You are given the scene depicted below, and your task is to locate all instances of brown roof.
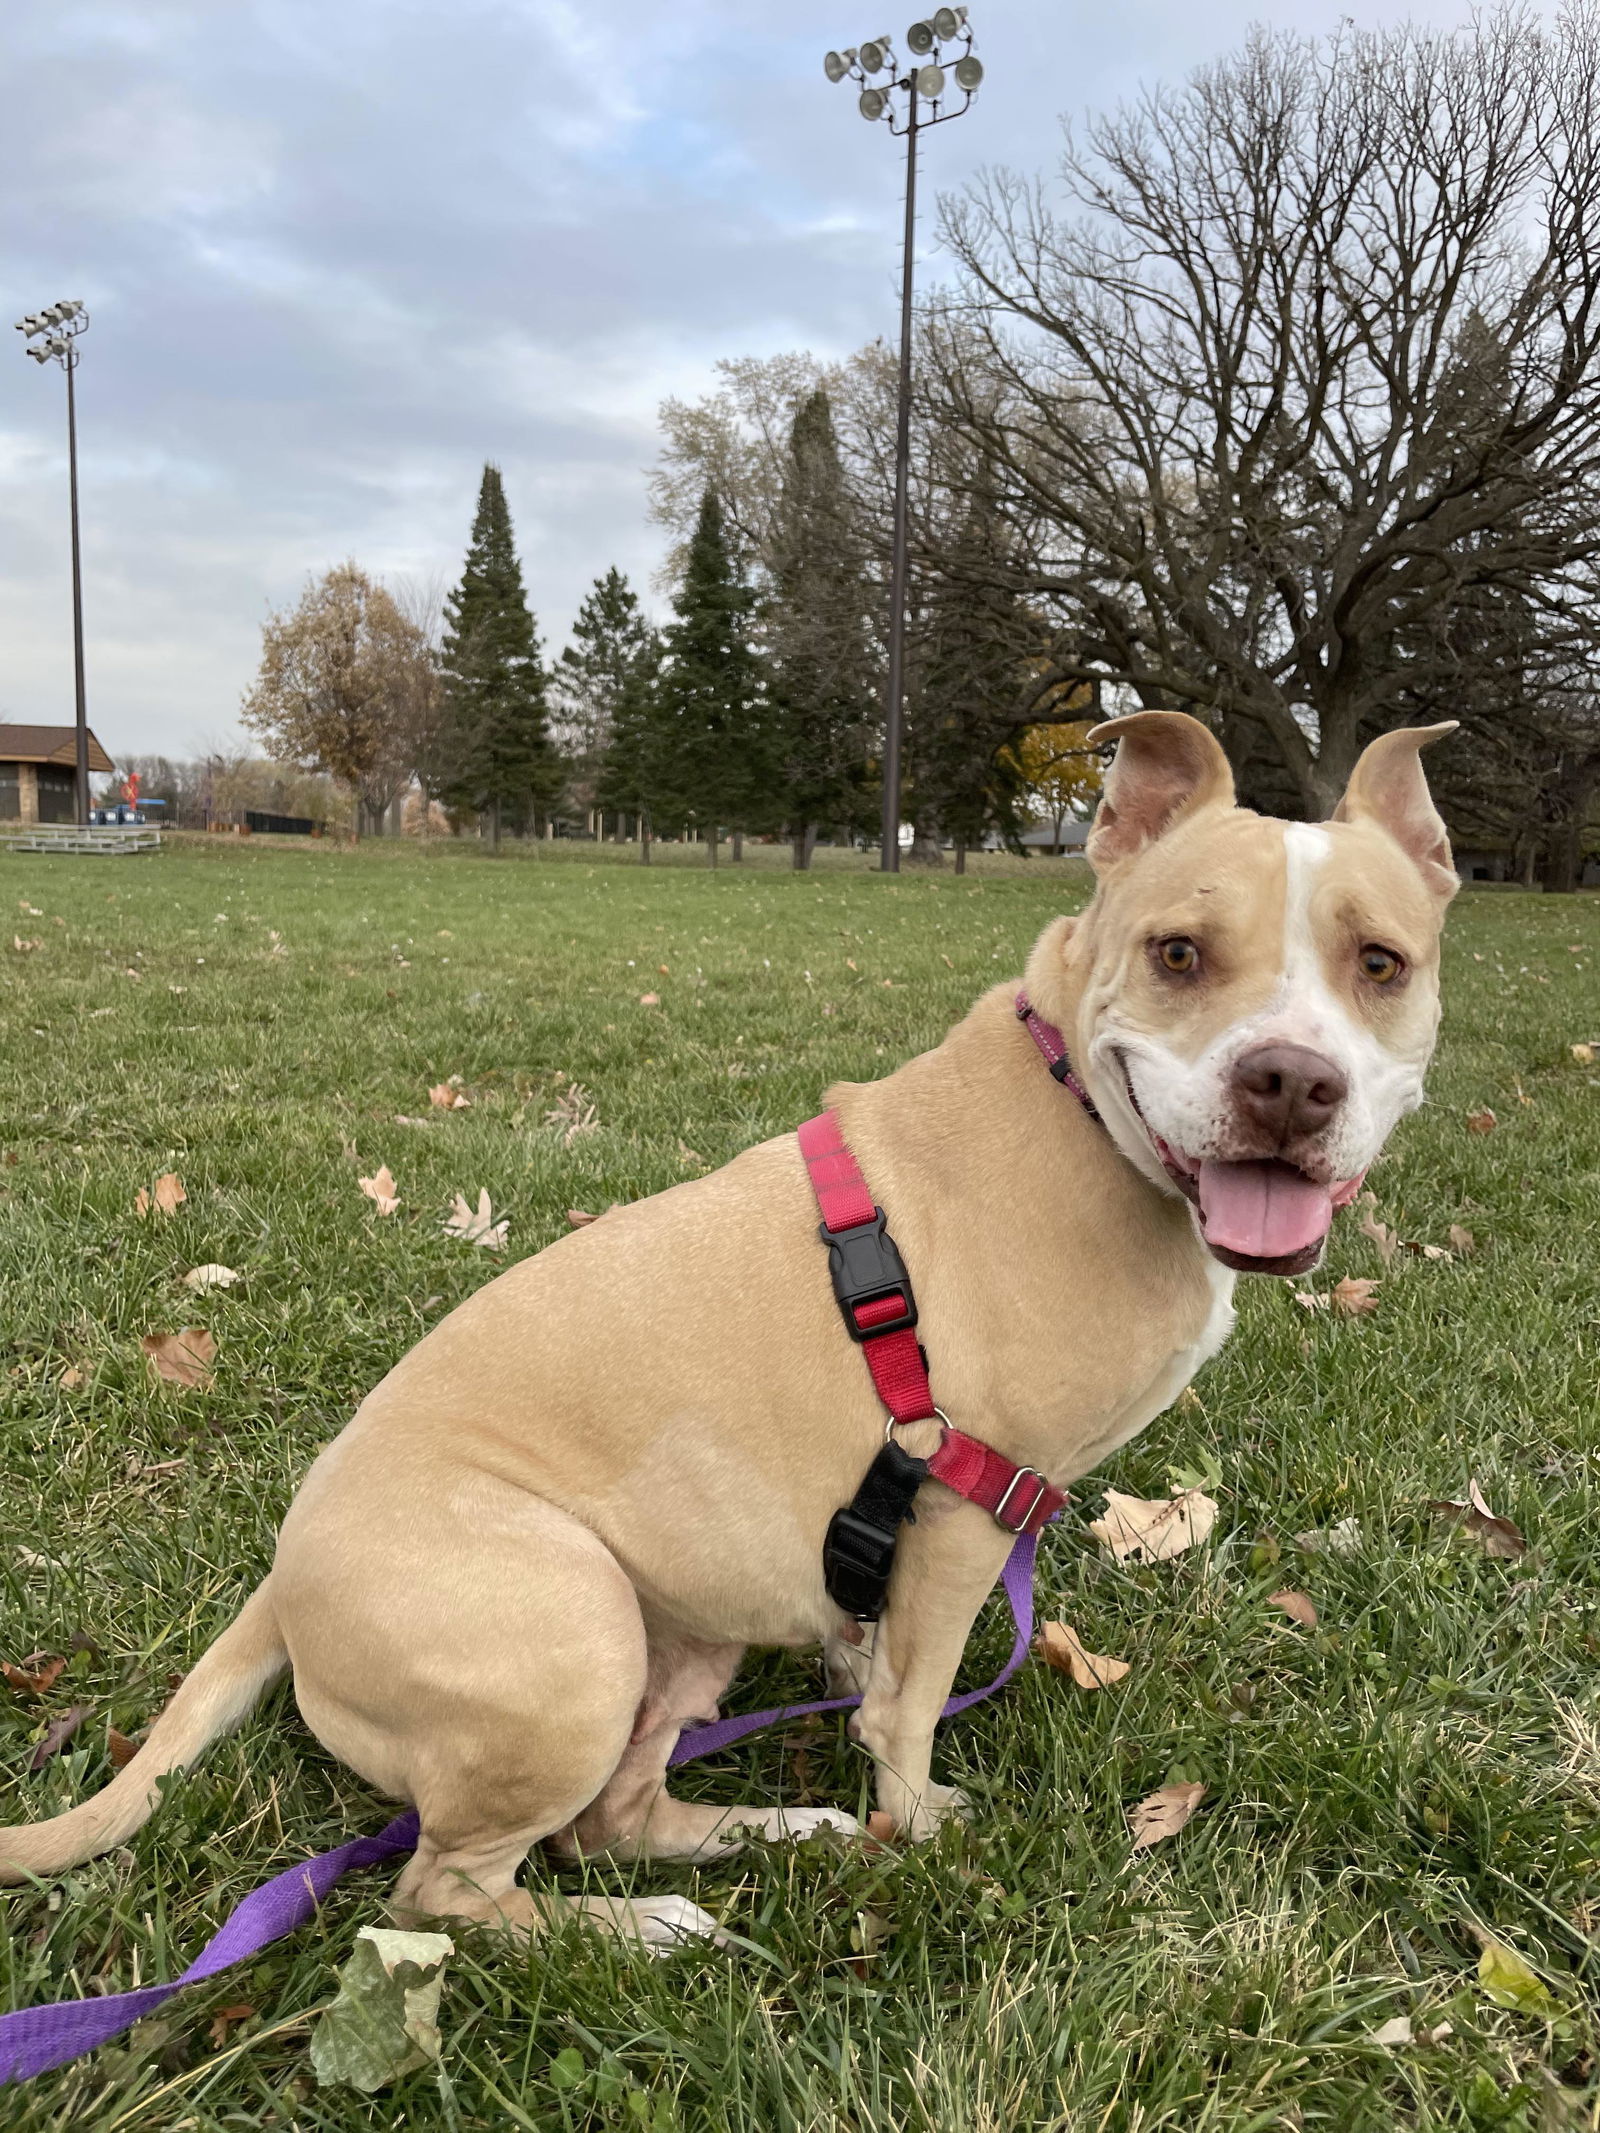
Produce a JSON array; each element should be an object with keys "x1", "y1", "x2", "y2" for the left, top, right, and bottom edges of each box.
[{"x1": 0, "y1": 724, "x2": 114, "y2": 772}]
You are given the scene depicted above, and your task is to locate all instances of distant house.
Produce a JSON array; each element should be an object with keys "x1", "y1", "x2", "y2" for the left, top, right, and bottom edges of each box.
[{"x1": 0, "y1": 724, "x2": 114, "y2": 824}]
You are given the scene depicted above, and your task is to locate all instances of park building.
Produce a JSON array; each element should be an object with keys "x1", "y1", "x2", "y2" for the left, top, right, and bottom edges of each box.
[{"x1": 0, "y1": 723, "x2": 113, "y2": 823}]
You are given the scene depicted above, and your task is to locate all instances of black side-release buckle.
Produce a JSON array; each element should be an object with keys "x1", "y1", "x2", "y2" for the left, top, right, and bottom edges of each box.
[
  {"x1": 819, "y1": 1209, "x2": 918, "y2": 1343},
  {"x1": 823, "y1": 1440, "x2": 929, "y2": 1620}
]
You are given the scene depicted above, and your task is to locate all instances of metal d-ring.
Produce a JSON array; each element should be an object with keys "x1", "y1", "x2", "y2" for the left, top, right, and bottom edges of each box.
[{"x1": 886, "y1": 1404, "x2": 950, "y2": 1442}]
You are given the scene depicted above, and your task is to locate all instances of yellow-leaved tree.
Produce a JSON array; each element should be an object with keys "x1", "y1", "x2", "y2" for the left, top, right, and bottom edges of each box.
[{"x1": 1005, "y1": 718, "x2": 1103, "y2": 854}]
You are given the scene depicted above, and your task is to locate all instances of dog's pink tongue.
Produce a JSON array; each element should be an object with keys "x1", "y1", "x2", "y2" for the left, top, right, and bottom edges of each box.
[{"x1": 1197, "y1": 1159, "x2": 1334, "y2": 1260}]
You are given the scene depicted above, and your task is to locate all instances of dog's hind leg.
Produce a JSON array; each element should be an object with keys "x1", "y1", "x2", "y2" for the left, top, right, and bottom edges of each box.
[
  {"x1": 278, "y1": 1476, "x2": 723, "y2": 1949},
  {"x1": 548, "y1": 1627, "x2": 862, "y2": 1863}
]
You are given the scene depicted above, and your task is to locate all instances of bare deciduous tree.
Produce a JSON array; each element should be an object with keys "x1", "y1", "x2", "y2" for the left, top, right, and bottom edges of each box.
[{"x1": 934, "y1": 5, "x2": 1600, "y2": 817}]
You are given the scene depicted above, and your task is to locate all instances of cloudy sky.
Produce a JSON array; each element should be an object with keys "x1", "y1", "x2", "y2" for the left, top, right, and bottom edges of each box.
[{"x1": 2, "y1": 0, "x2": 1475, "y2": 762}]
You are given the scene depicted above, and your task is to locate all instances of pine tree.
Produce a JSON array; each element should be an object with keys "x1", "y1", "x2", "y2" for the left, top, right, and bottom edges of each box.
[
  {"x1": 910, "y1": 476, "x2": 1032, "y2": 870},
  {"x1": 653, "y1": 488, "x2": 767, "y2": 866},
  {"x1": 438, "y1": 465, "x2": 558, "y2": 845},
  {"x1": 595, "y1": 624, "x2": 665, "y2": 862},
  {"x1": 767, "y1": 390, "x2": 878, "y2": 869},
  {"x1": 557, "y1": 568, "x2": 657, "y2": 834}
]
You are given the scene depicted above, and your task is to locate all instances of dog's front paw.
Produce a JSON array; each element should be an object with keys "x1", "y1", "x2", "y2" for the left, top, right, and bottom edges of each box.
[
  {"x1": 758, "y1": 1806, "x2": 865, "y2": 1843},
  {"x1": 633, "y1": 1895, "x2": 731, "y2": 1954},
  {"x1": 902, "y1": 1783, "x2": 970, "y2": 1842}
]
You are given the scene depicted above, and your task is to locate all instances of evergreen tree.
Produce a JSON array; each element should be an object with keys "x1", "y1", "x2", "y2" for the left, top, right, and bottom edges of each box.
[
  {"x1": 596, "y1": 625, "x2": 665, "y2": 862},
  {"x1": 438, "y1": 464, "x2": 558, "y2": 844},
  {"x1": 653, "y1": 488, "x2": 766, "y2": 866},
  {"x1": 909, "y1": 475, "x2": 1032, "y2": 870},
  {"x1": 557, "y1": 568, "x2": 657, "y2": 831},
  {"x1": 768, "y1": 390, "x2": 878, "y2": 868}
]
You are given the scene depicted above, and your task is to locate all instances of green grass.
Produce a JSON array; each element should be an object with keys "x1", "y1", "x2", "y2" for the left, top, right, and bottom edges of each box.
[{"x1": 2, "y1": 835, "x2": 1599, "y2": 2132}]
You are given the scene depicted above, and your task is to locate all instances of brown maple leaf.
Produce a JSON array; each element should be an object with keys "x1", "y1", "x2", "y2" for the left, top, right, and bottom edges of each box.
[
  {"x1": 1331, "y1": 1276, "x2": 1380, "y2": 1317},
  {"x1": 1128, "y1": 1781, "x2": 1206, "y2": 1850},
  {"x1": 1034, "y1": 1621, "x2": 1131, "y2": 1688},
  {"x1": 142, "y1": 1327, "x2": 216, "y2": 1390}
]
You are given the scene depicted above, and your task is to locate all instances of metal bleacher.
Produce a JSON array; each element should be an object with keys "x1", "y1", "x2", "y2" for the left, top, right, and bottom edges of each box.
[{"x1": 0, "y1": 823, "x2": 162, "y2": 856}]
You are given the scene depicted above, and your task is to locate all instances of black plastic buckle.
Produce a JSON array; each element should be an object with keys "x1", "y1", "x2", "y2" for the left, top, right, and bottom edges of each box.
[
  {"x1": 822, "y1": 1441, "x2": 930, "y2": 1621},
  {"x1": 818, "y1": 1209, "x2": 918, "y2": 1343},
  {"x1": 822, "y1": 1507, "x2": 903, "y2": 1620}
]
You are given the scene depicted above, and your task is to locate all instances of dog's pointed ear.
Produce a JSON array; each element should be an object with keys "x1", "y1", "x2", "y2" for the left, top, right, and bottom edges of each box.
[
  {"x1": 1332, "y1": 723, "x2": 1459, "y2": 902},
  {"x1": 1086, "y1": 712, "x2": 1235, "y2": 872}
]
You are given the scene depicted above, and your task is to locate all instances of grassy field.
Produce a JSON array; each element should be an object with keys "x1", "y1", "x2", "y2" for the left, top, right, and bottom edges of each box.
[{"x1": 2, "y1": 835, "x2": 1599, "y2": 2132}]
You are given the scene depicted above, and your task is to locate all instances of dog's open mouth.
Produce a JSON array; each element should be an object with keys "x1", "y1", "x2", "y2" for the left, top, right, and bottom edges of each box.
[{"x1": 1124, "y1": 1074, "x2": 1359, "y2": 1275}]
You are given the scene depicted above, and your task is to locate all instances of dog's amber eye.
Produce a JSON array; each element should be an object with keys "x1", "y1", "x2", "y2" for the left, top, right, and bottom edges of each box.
[
  {"x1": 1156, "y1": 937, "x2": 1199, "y2": 975},
  {"x1": 1360, "y1": 945, "x2": 1404, "y2": 984}
]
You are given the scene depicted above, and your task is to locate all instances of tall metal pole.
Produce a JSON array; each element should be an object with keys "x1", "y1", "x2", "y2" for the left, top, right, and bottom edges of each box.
[
  {"x1": 880, "y1": 84, "x2": 919, "y2": 874},
  {"x1": 65, "y1": 348, "x2": 90, "y2": 826}
]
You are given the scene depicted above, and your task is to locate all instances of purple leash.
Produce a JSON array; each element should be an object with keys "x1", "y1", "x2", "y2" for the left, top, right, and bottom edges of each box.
[{"x1": 0, "y1": 1534, "x2": 1037, "y2": 2085}]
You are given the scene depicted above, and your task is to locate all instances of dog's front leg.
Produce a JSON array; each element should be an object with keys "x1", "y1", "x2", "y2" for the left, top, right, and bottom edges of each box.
[{"x1": 852, "y1": 1502, "x2": 1015, "y2": 1840}]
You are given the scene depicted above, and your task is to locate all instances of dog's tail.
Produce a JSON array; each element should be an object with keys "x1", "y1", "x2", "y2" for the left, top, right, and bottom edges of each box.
[{"x1": 0, "y1": 1581, "x2": 288, "y2": 1885}]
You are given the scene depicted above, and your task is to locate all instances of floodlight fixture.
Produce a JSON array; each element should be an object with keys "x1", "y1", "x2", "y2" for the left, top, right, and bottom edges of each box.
[
  {"x1": 819, "y1": 13, "x2": 984, "y2": 871},
  {"x1": 17, "y1": 294, "x2": 93, "y2": 824}
]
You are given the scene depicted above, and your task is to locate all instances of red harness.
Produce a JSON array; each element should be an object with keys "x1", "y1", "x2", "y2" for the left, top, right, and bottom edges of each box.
[{"x1": 800, "y1": 992, "x2": 1090, "y2": 1616}]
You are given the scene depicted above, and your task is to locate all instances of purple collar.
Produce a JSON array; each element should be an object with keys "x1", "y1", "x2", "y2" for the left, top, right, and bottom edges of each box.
[{"x1": 1015, "y1": 992, "x2": 1103, "y2": 1124}]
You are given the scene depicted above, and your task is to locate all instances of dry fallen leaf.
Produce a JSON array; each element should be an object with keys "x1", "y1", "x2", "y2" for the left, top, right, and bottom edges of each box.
[
  {"x1": 29, "y1": 1706, "x2": 90, "y2": 1772},
  {"x1": 358, "y1": 1166, "x2": 400, "y2": 1216},
  {"x1": 183, "y1": 1263, "x2": 241, "y2": 1293},
  {"x1": 1128, "y1": 1781, "x2": 1206, "y2": 1850},
  {"x1": 142, "y1": 1327, "x2": 217, "y2": 1390},
  {"x1": 1370, "y1": 2016, "x2": 1415, "y2": 2047},
  {"x1": 1034, "y1": 1621, "x2": 1131, "y2": 1688},
  {"x1": 1572, "y1": 1043, "x2": 1596, "y2": 1065},
  {"x1": 1331, "y1": 1276, "x2": 1380, "y2": 1317},
  {"x1": 106, "y1": 1725, "x2": 141, "y2": 1770},
  {"x1": 134, "y1": 1171, "x2": 186, "y2": 1219},
  {"x1": 1356, "y1": 1193, "x2": 1399, "y2": 1267},
  {"x1": 566, "y1": 1207, "x2": 616, "y2": 1228},
  {"x1": 639, "y1": 992, "x2": 660, "y2": 1007},
  {"x1": 1427, "y1": 1478, "x2": 1526, "y2": 1559},
  {"x1": 1090, "y1": 1488, "x2": 1218, "y2": 1563},
  {"x1": 1296, "y1": 1516, "x2": 1363, "y2": 1556},
  {"x1": 1466, "y1": 1107, "x2": 1498, "y2": 1134},
  {"x1": 545, "y1": 1084, "x2": 599, "y2": 1144},
  {"x1": 1447, "y1": 1224, "x2": 1476, "y2": 1255},
  {"x1": 206, "y1": 2001, "x2": 257, "y2": 2050},
  {"x1": 428, "y1": 1081, "x2": 470, "y2": 1110},
  {"x1": 1268, "y1": 1589, "x2": 1319, "y2": 1628},
  {"x1": 441, "y1": 1189, "x2": 508, "y2": 1251},
  {"x1": 1293, "y1": 1289, "x2": 1328, "y2": 1311},
  {"x1": 58, "y1": 1365, "x2": 84, "y2": 1389},
  {"x1": 3, "y1": 1654, "x2": 66, "y2": 1697}
]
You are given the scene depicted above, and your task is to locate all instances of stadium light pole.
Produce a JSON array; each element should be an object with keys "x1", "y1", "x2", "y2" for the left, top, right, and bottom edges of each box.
[
  {"x1": 824, "y1": 12, "x2": 983, "y2": 872},
  {"x1": 14, "y1": 301, "x2": 92, "y2": 825}
]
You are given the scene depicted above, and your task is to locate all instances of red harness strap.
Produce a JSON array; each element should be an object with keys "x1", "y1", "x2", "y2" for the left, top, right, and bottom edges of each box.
[{"x1": 797, "y1": 1109, "x2": 1065, "y2": 1537}]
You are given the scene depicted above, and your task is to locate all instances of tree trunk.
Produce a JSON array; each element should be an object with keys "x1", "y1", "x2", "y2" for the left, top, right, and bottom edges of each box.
[
  {"x1": 791, "y1": 823, "x2": 817, "y2": 870},
  {"x1": 954, "y1": 837, "x2": 968, "y2": 875},
  {"x1": 907, "y1": 807, "x2": 943, "y2": 865},
  {"x1": 709, "y1": 824, "x2": 719, "y2": 869},
  {"x1": 641, "y1": 814, "x2": 652, "y2": 865},
  {"x1": 732, "y1": 830, "x2": 744, "y2": 863},
  {"x1": 1541, "y1": 811, "x2": 1586, "y2": 893},
  {"x1": 491, "y1": 800, "x2": 501, "y2": 852}
]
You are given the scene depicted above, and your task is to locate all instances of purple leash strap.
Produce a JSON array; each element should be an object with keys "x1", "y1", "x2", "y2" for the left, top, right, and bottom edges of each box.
[
  {"x1": 670, "y1": 1530, "x2": 1038, "y2": 1763},
  {"x1": 1, "y1": 1536, "x2": 1038, "y2": 2084},
  {"x1": 0, "y1": 1812, "x2": 420, "y2": 2085}
]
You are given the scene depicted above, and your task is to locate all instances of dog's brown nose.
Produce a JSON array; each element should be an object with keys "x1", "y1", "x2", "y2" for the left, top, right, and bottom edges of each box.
[{"x1": 1231, "y1": 1044, "x2": 1348, "y2": 1143}]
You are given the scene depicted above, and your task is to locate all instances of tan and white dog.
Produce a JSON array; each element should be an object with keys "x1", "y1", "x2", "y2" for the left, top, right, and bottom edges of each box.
[{"x1": 0, "y1": 713, "x2": 1458, "y2": 1948}]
